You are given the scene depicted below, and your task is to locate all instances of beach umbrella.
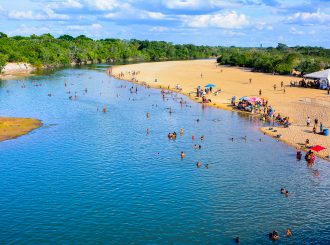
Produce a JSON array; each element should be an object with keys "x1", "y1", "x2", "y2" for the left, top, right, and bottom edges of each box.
[
  {"x1": 249, "y1": 97, "x2": 262, "y2": 103},
  {"x1": 311, "y1": 145, "x2": 326, "y2": 152},
  {"x1": 239, "y1": 96, "x2": 249, "y2": 101},
  {"x1": 205, "y1": 84, "x2": 216, "y2": 88}
]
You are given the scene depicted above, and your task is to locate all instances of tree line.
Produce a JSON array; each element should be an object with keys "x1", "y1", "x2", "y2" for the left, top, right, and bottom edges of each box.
[
  {"x1": 216, "y1": 43, "x2": 330, "y2": 75},
  {"x1": 0, "y1": 32, "x2": 219, "y2": 72},
  {"x1": 0, "y1": 32, "x2": 329, "y2": 75}
]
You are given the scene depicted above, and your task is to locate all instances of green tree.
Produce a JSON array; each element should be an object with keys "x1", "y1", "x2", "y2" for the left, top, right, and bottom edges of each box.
[{"x1": 0, "y1": 54, "x2": 8, "y2": 73}]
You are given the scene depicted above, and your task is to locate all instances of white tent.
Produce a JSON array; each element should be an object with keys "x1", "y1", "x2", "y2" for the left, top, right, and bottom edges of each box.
[{"x1": 304, "y1": 69, "x2": 330, "y2": 89}]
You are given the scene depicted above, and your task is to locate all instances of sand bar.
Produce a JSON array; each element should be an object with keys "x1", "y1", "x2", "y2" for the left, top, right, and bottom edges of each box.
[
  {"x1": 0, "y1": 117, "x2": 42, "y2": 142},
  {"x1": 112, "y1": 59, "x2": 330, "y2": 160}
]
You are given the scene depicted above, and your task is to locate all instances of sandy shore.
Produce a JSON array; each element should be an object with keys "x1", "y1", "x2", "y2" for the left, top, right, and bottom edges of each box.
[
  {"x1": 0, "y1": 117, "x2": 42, "y2": 142},
  {"x1": 111, "y1": 59, "x2": 330, "y2": 160},
  {"x1": 0, "y1": 63, "x2": 35, "y2": 79}
]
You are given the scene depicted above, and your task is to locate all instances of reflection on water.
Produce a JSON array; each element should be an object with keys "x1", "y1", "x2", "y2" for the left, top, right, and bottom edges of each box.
[{"x1": 0, "y1": 67, "x2": 330, "y2": 244}]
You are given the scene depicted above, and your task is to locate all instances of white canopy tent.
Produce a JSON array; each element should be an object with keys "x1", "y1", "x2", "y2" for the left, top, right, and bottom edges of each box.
[{"x1": 304, "y1": 69, "x2": 330, "y2": 89}]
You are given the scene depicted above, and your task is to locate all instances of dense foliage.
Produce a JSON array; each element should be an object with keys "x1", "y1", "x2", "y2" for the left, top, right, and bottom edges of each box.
[
  {"x1": 0, "y1": 32, "x2": 219, "y2": 71},
  {"x1": 216, "y1": 43, "x2": 330, "y2": 75},
  {"x1": 0, "y1": 32, "x2": 329, "y2": 75}
]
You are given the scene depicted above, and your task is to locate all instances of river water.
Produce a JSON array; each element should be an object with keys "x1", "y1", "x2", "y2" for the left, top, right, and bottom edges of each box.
[{"x1": 0, "y1": 65, "x2": 329, "y2": 244}]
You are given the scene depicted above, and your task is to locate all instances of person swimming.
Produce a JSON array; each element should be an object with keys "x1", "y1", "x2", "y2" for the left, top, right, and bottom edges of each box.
[
  {"x1": 269, "y1": 230, "x2": 280, "y2": 241},
  {"x1": 285, "y1": 190, "x2": 289, "y2": 197},
  {"x1": 181, "y1": 151, "x2": 186, "y2": 159},
  {"x1": 280, "y1": 188, "x2": 286, "y2": 194},
  {"x1": 286, "y1": 228, "x2": 292, "y2": 237},
  {"x1": 296, "y1": 151, "x2": 302, "y2": 160},
  {"x1": 103, "y1": 106, "x2": 107, "y2": 113},
  {"x1": 234, "y1": 237, "x2": 240, "y2": 244},
  {"x1": 196, "y1": 162, "x2": 202, "y2": 168},
  {"x1": 201, "y1": 135, "x2": 205, "y2": 140},
  {"x1": 205, "y1": 163, "x2": 209, "y2": 169}
]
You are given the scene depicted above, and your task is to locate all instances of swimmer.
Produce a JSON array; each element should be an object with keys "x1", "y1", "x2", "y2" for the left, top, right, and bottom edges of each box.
[
  {"x1": 280, "y1": 187, "x2": 286, "y2": 194},
  {"x1": 198, "y1": 145, "x2": 202, "y2": 149},
  {"x1": 296, "y1": 150, "x2": 302, "y2": 160},
  {"x1": 192, "y1": 136, "x2": 195, "y2": 140},
  {"x1": 286, "y1": 228, "x2": 292, "y2": 237},
  {"x1": 146, "y1": 128, "x2": 150, "y2": 134},
  {"x1": 234, "y1": 237, "x2": 240, "y2": 244},
  {"x1": 313, "y1": 170, "x2": 320, "y2": 177},
  {"x1": 103, "y1": 106, "x2": 107, "y2": 113},
  {"x1": 269, "y1": 230, "x2": 280, "y2": 241},
  {"x1": 180, "y1": 128, "x2": 184, "y2": 135},
  {"x1": 285, "y1": 190, "x2": 289, "y2": 197},
  {"x1": 205, "y1": 163, "x2": 209, "y2": 169},
  {"x1": 196, "y1": 162, "x2": 202, "y2": 168},
  {"x1": 196, "y1": 119, "x2": 200, "y2": 122},
  {"x1": 146, "y1": 112, "x2": 150, "y2": 118},
  {"x1": 181, "y1": 151, "x2": 186, "y2": 159},
  {"x1": 201, "y1": 135, "x2": 205, "y2": 140}
]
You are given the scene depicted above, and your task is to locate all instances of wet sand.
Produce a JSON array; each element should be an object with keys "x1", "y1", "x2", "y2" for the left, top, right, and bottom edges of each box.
[
  {"x1": 0, "y1": 117, "x2": 42, "y2": 142},
  {"x1": 111, "y1": 59, "x2": 330, "y2": 160}
]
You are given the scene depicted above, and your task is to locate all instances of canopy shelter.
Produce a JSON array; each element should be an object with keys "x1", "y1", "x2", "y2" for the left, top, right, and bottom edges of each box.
[
  {"x1": 205, "y1": 84, "x2": 216, "y2": 88},
  {"x1": 239, "y1": 96, "x2": 249, "y2": 101},
  {"x1": 311, "y1": 145, "x2": 326, "y2": 152},
  {"x1": 304, "y1": 69, "x2": 330, "y2": 89}
]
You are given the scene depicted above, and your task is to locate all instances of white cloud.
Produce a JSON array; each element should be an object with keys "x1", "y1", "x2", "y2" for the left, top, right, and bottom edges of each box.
[
  {"x1": 149, "y1": 26, "x2": 170, "y2": 32},
  {"x1": 85, "y1": 0, "x2": 128, "y2": 11},
  {"x1": 67, "y1": 23, "x2": 103, "y2": 30},
  {"x1": 164, "y1": 0, "x2": 204, "y2": 9},
  {"x1": 163, "y1": 0, "x2": 240, "y2": 10},
  {"x1": 183, "y1": 11, "x2": 250, "y2": 29},
  {"x1": 104, "y1": 9, "x2": 172, "y2": 21},
  {"x1": 8, "y1": 8, "x2": 69, "y2": 20},
  {"x1": 288, "y1": 10, "x2": 330, "y2": 24},
  {"x1": 50, "y1": 0, "x2": 83, "y2": 9},
  {"x1": 9, "y1": 24, "x2": 50, "y2": 35},
  {"x1": 290, "y1": 27, "x2": 304, "y2": 35}
]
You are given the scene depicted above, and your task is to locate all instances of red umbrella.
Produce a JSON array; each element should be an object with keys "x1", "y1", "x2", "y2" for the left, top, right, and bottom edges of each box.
[{"x1": 311, "y1": 145, "x2": 326, "y2": 152}]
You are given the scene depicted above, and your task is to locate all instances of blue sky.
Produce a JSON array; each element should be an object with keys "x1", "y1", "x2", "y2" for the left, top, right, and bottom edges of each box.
[{"x1": 0, "y1": 0, "x2": 329, "y2": 47}]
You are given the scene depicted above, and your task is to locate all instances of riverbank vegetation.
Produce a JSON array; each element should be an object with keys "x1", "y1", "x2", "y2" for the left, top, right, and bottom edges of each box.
[
  {"x1": 0, "y1": 32, "x2": 329, "y2": 75},
  {"x1": 0, "y1": 32, "x2": 219, "y2": 70},
  {"x1": 216, "y1": 43, "x2": 330, "y2": 75}
]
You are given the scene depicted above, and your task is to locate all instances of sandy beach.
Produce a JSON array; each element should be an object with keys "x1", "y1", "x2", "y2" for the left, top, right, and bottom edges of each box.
[
  {"x1": 0, "y1": 63, "x2": 35, "y2": 79},
  {"x1": 112, "y1": 59, "x2": 330, "y2": 160},
  {"x1": 0, "y1": 117, "x2": 42, "y2": 142}
]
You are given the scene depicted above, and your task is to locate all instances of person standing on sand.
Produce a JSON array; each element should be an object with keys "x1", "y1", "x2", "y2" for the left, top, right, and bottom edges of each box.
[
  {"x1": 320, "y1": 122, "x2": 323, "y2": 132},
  {"x1": 273, "y1": 84, "x2": 276, "y2": 90},
  {"x1": 307, "y1": 117, "x2": 311, "y2": 127},
  {"x1": 314, "y1": 118, "x2": 318, "y2": 126},
  {"x1": 259, "y1": 89, "x2": 262, "y2": 96},
  {"x1": 249, "y1": 78, "x2": 252, "y2": 84},
  {"x1": 281, "y1": 81, "x2": 284, "y2": 87}
]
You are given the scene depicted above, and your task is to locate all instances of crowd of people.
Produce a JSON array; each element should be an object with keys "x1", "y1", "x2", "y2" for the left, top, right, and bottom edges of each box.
[{"x1": 109, "y1": 68, "x2": 330, "y2": 242}]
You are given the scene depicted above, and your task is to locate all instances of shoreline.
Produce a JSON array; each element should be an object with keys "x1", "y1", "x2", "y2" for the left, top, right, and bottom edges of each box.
[
  {"x1": 0, "y1": 117, "x2": 42, "y2": 142},
  {"x1": 110, "y1": 60, "x2": 330, "y2": 162}
]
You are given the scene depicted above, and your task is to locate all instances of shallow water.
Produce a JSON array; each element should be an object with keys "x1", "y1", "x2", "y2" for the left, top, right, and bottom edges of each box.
[{"x1": 0, "y1": 66, "x2": 330, "y2": 244}]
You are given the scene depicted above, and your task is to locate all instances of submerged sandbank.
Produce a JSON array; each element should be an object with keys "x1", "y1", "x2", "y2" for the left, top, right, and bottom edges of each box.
[
  {"x1": 0, "y1": 117, "x2": 42, "y2": 142},
  {"x1": 111, "y1": 60, "x2": 330, "y2": 160}
]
